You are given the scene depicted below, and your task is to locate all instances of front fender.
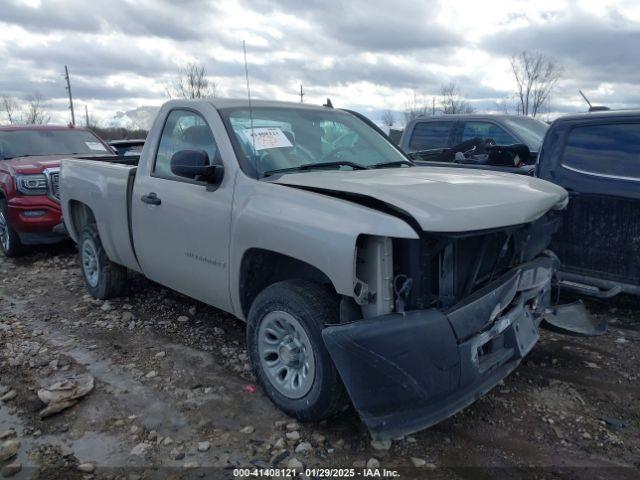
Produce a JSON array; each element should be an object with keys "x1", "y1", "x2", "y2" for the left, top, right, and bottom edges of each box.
[{"x1": 229, "y1": 177, "x2": 418, "y2": 319}]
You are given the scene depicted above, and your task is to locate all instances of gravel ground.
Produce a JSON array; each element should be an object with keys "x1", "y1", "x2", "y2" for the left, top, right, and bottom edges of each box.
[{"x1": 0, "y1": 243, "x2": 639, "y2": 479}]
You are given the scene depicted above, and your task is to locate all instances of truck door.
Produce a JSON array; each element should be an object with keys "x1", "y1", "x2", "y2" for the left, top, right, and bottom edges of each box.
[
  {"x1": 550, "y1": 121, "x2": 640, "y2": 287},
  {"x1": 131, "y1": 108, "x2": 233, "y2": 311}
]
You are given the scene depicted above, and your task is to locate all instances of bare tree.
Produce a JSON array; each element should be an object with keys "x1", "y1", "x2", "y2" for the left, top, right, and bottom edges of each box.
[
  {"x1": 23, "y1": 94, "x2": 50, "y2": 125},
  {"x1": 440, "y1": 82, "x2": 475, "y2": 114},
  {"x1": 166, "y1": 62, "x2": 217, "y2": 99},
  {"x1": 381, "y1": 109, "x2": 395, "y2": 127},
  {"x1": 403, "y1": 90, "x2": 429, "y2": 124},
  {"x1": 510, "y1": 51, "x2": 562, "y2": 117},
  {"x1": 1, "y1": 95, "x2": 21, "y2": 125}
]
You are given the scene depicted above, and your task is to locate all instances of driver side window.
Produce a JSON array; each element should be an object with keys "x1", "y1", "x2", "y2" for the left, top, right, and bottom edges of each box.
[{"x1": 155, "y1": 109, "x2": 218, "y2": 180}]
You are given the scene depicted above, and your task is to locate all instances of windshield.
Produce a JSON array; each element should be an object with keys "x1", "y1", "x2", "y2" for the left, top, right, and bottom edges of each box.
[
  {"x1": 220, "y1": 107, "x2": 409, "y2": 177},
  {"x1": 502, "y1": 117, "x2": 549, "y2": 151},
  {"x1": 0, "y1": 129, "x2": 110, "y2": 159}
]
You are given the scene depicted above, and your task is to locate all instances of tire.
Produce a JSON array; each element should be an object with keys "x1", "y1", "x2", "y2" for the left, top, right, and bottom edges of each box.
[
  {"x1": 247, "y1": 280, "x2": 349, "y2": 421},
  {"x1": 79, "y1": 224, "x2": 128, "y2": 299},
  {"x1": 0, "y1": 198, "x2": 23, "y2": 258}
]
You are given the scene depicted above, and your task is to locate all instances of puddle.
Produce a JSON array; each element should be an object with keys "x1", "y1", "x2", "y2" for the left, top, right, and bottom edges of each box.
[{"x1": 0, "y1": 400, "x2": 36, "y2": 479}]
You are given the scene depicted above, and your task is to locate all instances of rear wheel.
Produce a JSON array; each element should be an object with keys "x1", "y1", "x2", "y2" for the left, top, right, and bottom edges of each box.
[
  {"x1": 247, "y1": 280, "x2": 349, "y2": 421},
  {"x1": 79, "y1": 224, "x2": 128, "y2": 299},
  {"x1": 0, "y1": 198, "x2": 22, "y2": 258}
]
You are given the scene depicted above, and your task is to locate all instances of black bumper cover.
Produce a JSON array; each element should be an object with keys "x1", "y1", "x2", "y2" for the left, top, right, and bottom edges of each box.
[{"x1": 322, "y1": 257, "x2": 555, "y2": 440}]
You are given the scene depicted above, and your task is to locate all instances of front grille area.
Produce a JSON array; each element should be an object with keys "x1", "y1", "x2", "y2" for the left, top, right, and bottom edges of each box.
[
  {"x1": 43, "y1": 168, "x2": 61, "y2": 202},
  {"x1": 393, "y1": 211, "x2": 562, "y2": 310},
  {"x1": 49, "y1": 171, "x2": 60, "y2": 200}
]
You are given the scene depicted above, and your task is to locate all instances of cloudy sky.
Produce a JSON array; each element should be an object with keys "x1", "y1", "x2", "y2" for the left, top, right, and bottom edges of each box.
[{"x1": 1, "y1": 0, "x2": 639, "y2": 127}]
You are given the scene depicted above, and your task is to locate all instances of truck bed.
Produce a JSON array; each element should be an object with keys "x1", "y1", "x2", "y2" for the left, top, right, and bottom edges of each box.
[{"x1": 60, "y1": 158, "x2": 141, "y2": 272}]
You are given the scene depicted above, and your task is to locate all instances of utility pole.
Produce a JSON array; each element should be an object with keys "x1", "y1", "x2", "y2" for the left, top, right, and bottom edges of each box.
[
  {"x1": 64, "y1": 65, "x2": 75, "y2": 125},
  {"x1": 85, "y1": 105, "x2": 89, "y2": 127},
  {"x1": 299, "y1": 84, "x2": 304, "y2": 103}
]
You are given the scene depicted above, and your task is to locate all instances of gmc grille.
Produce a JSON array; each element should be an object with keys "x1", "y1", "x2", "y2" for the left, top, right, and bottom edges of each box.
[{"x1": 44, "y1": 168, "x2": 61, "y2": 203}]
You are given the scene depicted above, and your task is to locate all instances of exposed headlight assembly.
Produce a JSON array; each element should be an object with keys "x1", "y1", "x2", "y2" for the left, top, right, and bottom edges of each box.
[{"x1": 16, "y1": 174, "x2": 48, "y2": 195}]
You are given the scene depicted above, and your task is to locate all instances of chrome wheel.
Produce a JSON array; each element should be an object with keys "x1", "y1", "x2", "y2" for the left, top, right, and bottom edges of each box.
[
  {"x1": 258, "y1": 310, "x2": 316, "y2": 399},
  {"x1": 0, "y1": 210, "x2": 9, "y2": 252},
  {"x1": 81, "y1": 239, "x2": 100, "y2": 287}
]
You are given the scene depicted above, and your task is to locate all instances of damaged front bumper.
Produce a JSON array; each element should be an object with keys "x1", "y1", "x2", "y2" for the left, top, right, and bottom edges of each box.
[{"x1": 322, "y1": 256, "x2": 562, "y2": 440}]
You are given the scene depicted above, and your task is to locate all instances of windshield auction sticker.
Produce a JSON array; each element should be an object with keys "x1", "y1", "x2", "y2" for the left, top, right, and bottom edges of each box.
[
  {"x1": 85, "y1": 141, "x2": 108, "y2": 151},
  {"x1": 244, "y1": 127, "x2": 293, "y2": 150}
]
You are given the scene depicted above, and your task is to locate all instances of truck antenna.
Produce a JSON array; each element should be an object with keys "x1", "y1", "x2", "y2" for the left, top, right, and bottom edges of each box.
[
  {"x1": 243, "y1": 41, "x2": 256, "y2": 153},
  {"x1": 579, "y1": 89, "x2": 610, "y2": 112},
  {"x1": 579, "y1": 90, "x2": 592, "y2": 109}
]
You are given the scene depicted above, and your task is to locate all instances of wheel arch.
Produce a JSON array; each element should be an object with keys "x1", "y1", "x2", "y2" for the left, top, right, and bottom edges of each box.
[
  {"x1": 238, "y1": 248, "x2": 336, "y2": 319},
  {"x1": 66, "y1": 200, "x2": 96, "y2": 242}
]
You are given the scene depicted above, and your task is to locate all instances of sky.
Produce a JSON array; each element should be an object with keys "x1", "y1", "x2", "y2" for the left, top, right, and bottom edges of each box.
[{"x1": 1, "y1": 0, "x2": 639, "y2": 127}]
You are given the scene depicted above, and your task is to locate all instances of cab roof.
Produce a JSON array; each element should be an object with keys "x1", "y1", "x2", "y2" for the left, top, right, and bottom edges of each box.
[
  {"x1": 163, "y1": 98, "x2": 332, "y2": 111},
  {"x1": 552, "y1": 109, "x2": 640, "y2": 123}
]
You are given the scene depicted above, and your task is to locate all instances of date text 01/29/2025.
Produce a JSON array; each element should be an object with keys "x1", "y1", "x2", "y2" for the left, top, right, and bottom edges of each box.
[{"x1": 233, "y1": 468, "x2": 401, "y2": 477}]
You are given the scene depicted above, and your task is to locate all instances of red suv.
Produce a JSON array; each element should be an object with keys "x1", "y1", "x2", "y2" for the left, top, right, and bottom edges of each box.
[{"x1": 0, "y1": 125, "x2": 113, "y2": 257}]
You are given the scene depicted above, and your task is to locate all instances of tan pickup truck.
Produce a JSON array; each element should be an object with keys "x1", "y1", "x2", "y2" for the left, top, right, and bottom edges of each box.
[{"x1": 60, "y1": 98, "x2": 596, "y2": 439}]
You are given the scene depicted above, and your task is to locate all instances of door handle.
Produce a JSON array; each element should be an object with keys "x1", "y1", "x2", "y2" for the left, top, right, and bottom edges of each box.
[{"x1": 141, "y1": 192, "x2": 161, "y2": 205}]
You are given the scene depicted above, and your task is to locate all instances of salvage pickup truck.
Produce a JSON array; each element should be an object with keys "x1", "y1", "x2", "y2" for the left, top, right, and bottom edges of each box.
[{"x1": 60, "y1": 99, "x2": 587, "y2": 439}]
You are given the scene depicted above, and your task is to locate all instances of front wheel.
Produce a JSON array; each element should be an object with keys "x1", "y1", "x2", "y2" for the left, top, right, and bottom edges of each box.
[
  {"x1": 247, "y1": 280, "x2": 349, "y2": 421},
  {"x1": 79, "y1": 224, "x2": 128, "y2": 299},
  {"x1": 0, "y1": 198, "x2": 23, "y2": 258}
]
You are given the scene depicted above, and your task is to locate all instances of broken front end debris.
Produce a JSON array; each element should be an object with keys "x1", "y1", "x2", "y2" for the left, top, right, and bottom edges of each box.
[{"x1": 323, "y1": 214, "x2": 602, "y2": 440}]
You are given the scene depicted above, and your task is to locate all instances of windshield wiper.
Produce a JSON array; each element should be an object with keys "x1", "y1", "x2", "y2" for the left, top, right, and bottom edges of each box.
[
  {"x1": 370, "y1": 160, "x2": 414, "y2": 169},
  {"x1": 263, "y1": 161, "x2": 369, "y2": 177}
]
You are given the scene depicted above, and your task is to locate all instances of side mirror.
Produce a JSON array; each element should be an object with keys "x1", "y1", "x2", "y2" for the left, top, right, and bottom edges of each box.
[{"x1": 170, "y1": 150, "x2": 223, "y2": 184}]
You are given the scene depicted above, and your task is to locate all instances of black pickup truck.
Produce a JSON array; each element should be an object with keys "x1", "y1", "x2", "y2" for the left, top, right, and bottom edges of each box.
[
  {"x1": 537, "y1": 110, "x2": 640, "y2": 298},
  {"x1": 399, "y1": 111, "x2": 640, "y2": 298},
  {"x1": 399, "y1": 114, "x2": 548, "y2": 175}
]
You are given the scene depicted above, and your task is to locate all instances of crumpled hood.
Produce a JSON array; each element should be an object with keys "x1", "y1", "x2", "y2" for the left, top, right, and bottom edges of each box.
[{"x1": 270, "y1": 166, "x2": 568, "y2": 232}]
